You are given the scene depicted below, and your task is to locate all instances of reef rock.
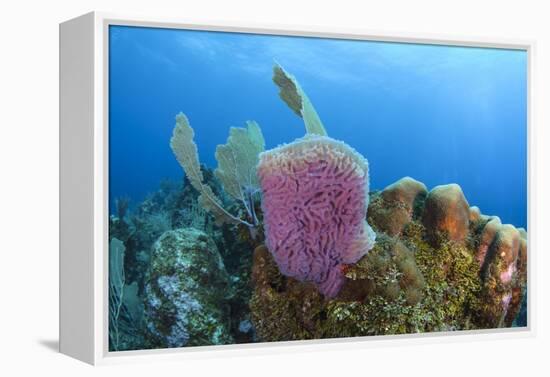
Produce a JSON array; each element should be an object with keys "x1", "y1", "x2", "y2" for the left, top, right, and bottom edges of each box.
[
  {"x1": 250, "y1": 244, "x2": 330, "y2": 341},
  {"x1": 257, "y1": 134, "x2": 376, "y2": 298},
  {"x1": 250, "y1": 177, "x2": 528, "y2": 341},
  {"x1": 144, "y1": 228, "x2": 233, "y2": 348},
  {"x1": 369, "y1": 177, "x2": 427, "y2": 236},
  {"x1": 422, "y1": 184, "x2": 470, "y2": 244}
]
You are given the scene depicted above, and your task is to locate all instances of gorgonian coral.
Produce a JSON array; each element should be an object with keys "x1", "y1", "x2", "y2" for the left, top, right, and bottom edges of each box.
[
  {"x1": 272, "y1": 64, "x2": 327, "y2": 136},
  {"x1": 214, "y1": 120, "x2": 265, "y2": 227},
  {"x1": 170, "y1": 113, "x2": 264, "y2": 229}
]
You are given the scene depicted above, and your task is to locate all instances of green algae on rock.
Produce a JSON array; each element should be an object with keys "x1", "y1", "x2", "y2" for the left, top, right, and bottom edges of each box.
[{"x1": 144, "y1": 228, "x2": 233, "y2": 348}]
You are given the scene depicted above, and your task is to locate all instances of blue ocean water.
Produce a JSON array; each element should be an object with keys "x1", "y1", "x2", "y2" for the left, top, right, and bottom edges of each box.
[{"x1": 108, "y1": 25, "x2": 527, "y2": 228}]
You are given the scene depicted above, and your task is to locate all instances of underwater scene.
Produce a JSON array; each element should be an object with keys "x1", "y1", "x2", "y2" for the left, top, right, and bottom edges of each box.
[{"x1": 108, "y1": 25, "x2": 528, "y2": 351}]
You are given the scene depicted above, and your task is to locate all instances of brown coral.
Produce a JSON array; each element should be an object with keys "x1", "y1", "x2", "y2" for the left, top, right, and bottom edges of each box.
[
  {"x1": 422, "y1": 184, "x2": 470, "y2": 244},
  {"x1": 368, "y1": 177, "x2": 427, "y2": 236},
  {"x1": 476, "y1": 216, "x2": 502, "y2": 266}
]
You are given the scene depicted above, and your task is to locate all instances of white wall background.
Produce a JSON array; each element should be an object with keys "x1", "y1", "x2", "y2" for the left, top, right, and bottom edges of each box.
[{"x1": 0, "y1": 0, "x2": 548, "y2": 375}]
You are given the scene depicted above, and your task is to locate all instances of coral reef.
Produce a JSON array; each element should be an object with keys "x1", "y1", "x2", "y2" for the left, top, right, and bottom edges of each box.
[
  {"x1": 109, "y1": 175, "x2": 527, "y2": 349},
  {"x1": 257, "y1": 134, "x2": 376, "y2": 297},
  {"x1": 109, "y1": 165, "x2": 259, "y2": 350},
  {"x1": 250, "y1": 177, "x2": 528, "y2": 341},
  {"x1": 143, "y1": 228, "x2": 233, "y2": 348},
  {"x1": 109, "y1": 176, "x2": 214, "y2": 295},
  {"x1": 109, "y1": 63, "x2": 527, "y2": 350},
  {"x1": 368, "y1": 177, "x2": 427, "y2": 236}
]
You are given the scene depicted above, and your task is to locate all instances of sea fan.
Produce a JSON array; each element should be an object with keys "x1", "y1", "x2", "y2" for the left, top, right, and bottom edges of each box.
[
  {"x1": 215, "y1": 120, "x2": 265, "y2": 226},
  {"x1": 272, "y1": 63, "x2": 327, "y2": 136},
  {"x1": 170, "y1": 113, "x2": 264, "y2": 229}
]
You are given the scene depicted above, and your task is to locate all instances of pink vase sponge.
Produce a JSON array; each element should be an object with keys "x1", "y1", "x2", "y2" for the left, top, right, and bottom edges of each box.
[{"x1": 257, "y1": 135, "x2": 376, "y2": 297}]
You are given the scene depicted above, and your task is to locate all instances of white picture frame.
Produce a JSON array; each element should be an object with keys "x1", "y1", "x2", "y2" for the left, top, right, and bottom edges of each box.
[{"x1": 59, "y1": 11, "x2": 535, "y2": 365}]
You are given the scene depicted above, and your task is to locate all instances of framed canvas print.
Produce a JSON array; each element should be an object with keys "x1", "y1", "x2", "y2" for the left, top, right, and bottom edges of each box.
[{"x1": 59, "y1": 12, "x2": 533, "y2": 365}]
